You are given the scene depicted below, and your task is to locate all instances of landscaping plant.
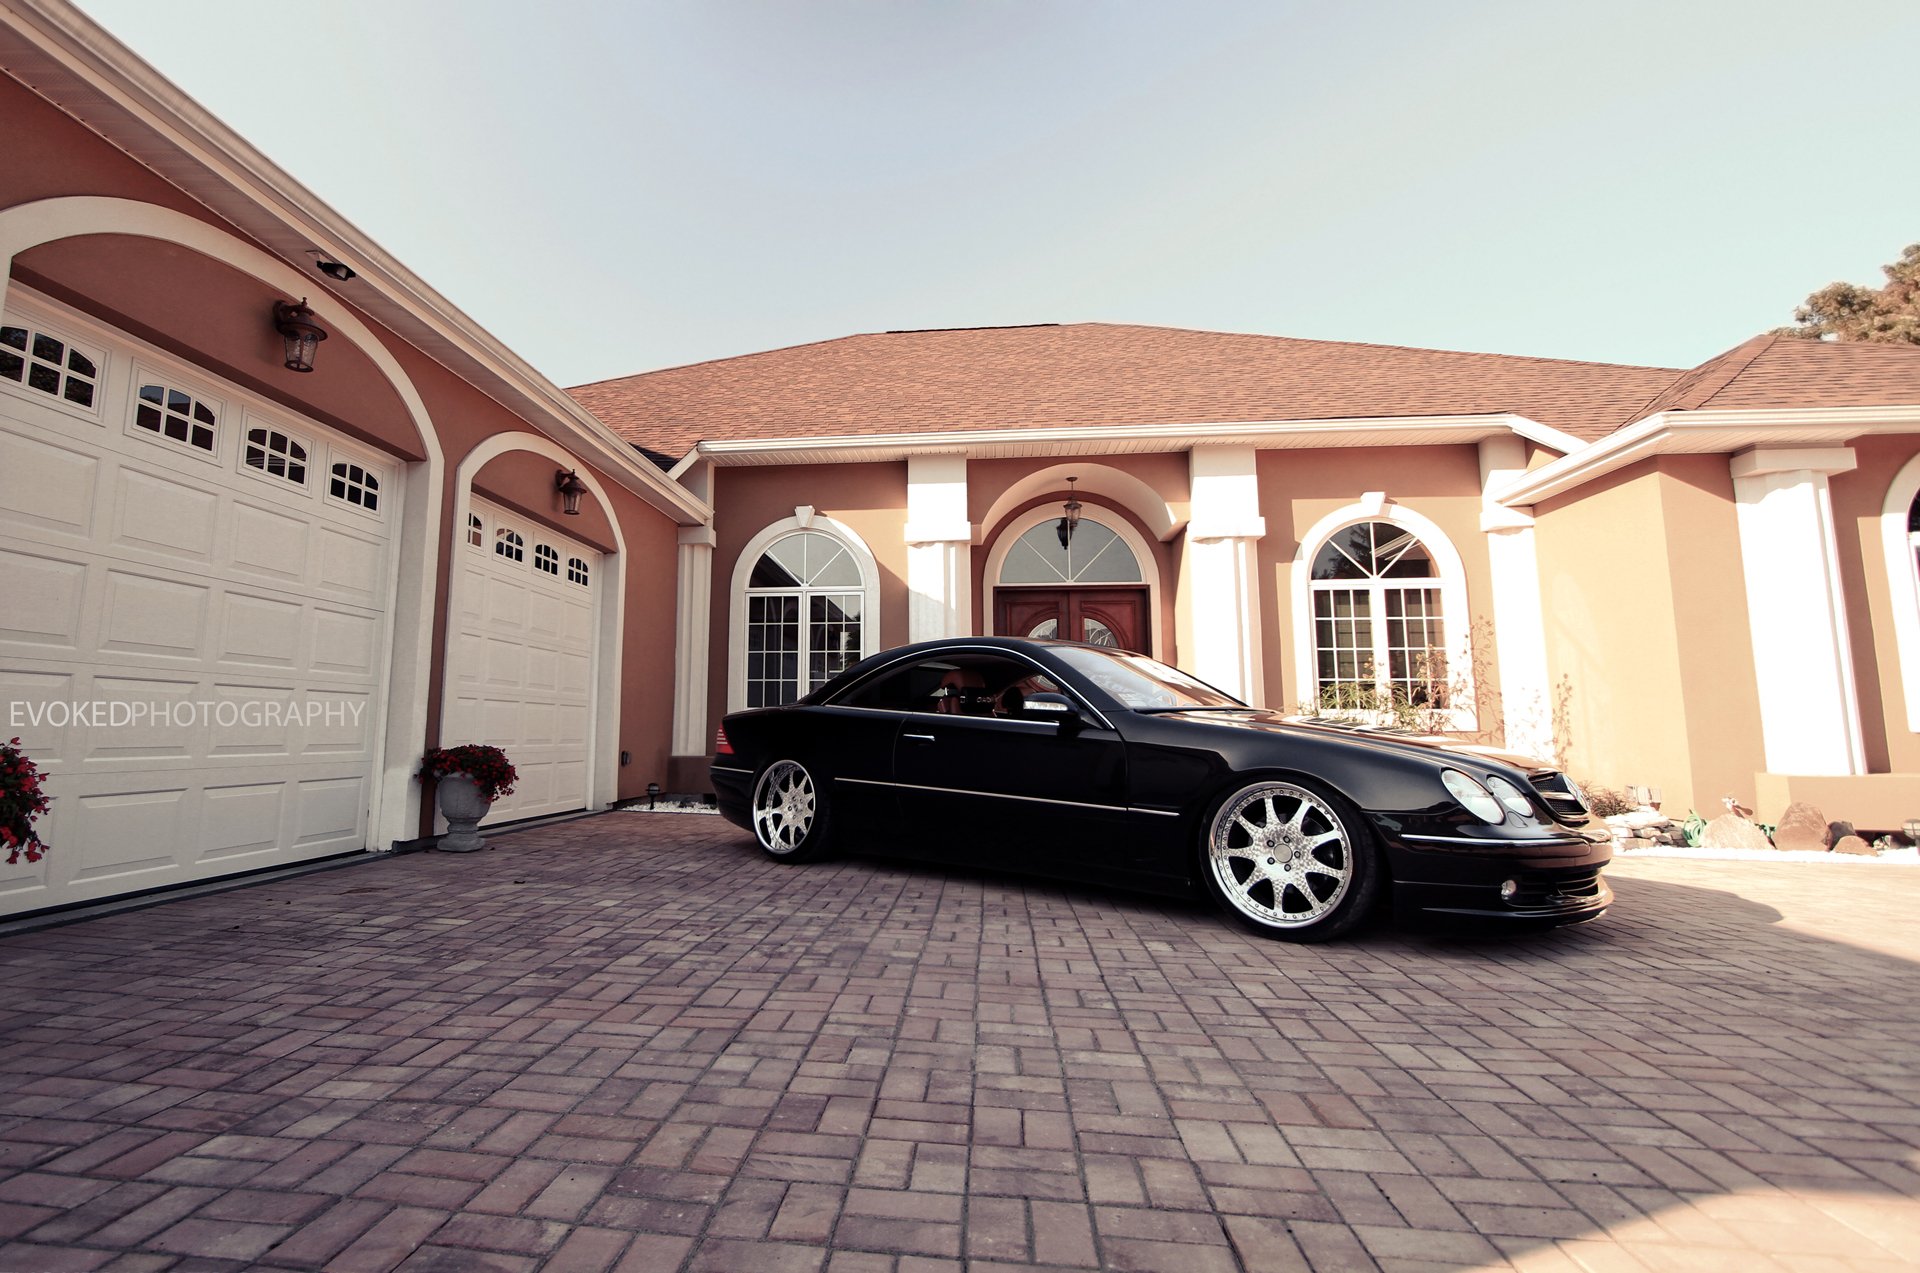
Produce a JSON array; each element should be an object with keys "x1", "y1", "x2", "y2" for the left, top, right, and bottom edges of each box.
[
  {"x1": 417, "y1": 744, "x2": 518, "y2": 802},
  {"x1": 1, "y1": 737, "x2": 51, "y2": 864}
]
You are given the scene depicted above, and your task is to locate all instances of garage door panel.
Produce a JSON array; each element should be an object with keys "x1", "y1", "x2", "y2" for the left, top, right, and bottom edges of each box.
[
  {"x1": 69, "y1": 786, "x2": 190, "y2": 881},
  {"x1": 485, "y1": 637, "x2": 526, "y2": 688},
  {"x1": 100, "y1": 570, "x2": 208, "y2": 660},
  {"x1": 525, "y1": 646, "x2": 558, "y2": 693},
  {"x1": 82, "y1": 675, "x2": 198, "y2": 761},
  {"x1": 521, "y1": 701, "x2": 557, "y2": 746},
  {"x1": 220, "y1": 594, "x2": 303, "y2": 668},
  {"x1": 229, "y1": 501, "x2": 312, "y2": 585},
  {"x1": 114, "y1": 468, "x2": 221, "y2": 565},
  {"x1": 485, "y1": 575, "x2": 528, "y2": 629},
  {"x1": 293, "y1": 776, "x2": 367, "y2": 849},
  {"x1": 199, "y1": 781, "x2": 287, "y2": 861},
  {"x1": 310, "y1": 609, "x2": 381, "y2": 679},
  {"x1": 481, "y1": 696, "x2": 522, "y2": 743},
  {"x1": 303, "y1": 689, "x2": 374, "y2": 755},
  {"x1": 557, "y1": 703, "x2": 590, "y2": 746},
  {"x1": 0, "y1": 429, "x2": 97, "y2": 539},
  {"x1": 0, "y1": 548, "x2": 88, "y2": 652},
  {"x1": 206, "y1": 683, "x2": 298, "y2": 759},
  {"x1": 528, "y1": 606, "x2": 561, "y2": 640},
  {"x1": 315, "y1": 527, "x2": 384, "y2": 604},
  {"x1": 559, "y1": 651, "x2": 591, "y2": 695},
  {"x1": 561, "y1": 603, "x2": 592, "y2": 646}
]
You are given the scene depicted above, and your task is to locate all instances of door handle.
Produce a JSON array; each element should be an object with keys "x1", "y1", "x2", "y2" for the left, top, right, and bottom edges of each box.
[{"x1": 903, "y1": 733, "x2": 935, "y2": 743}]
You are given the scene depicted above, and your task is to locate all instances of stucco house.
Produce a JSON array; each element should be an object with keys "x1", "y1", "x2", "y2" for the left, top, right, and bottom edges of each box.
[
  {"x1": 570, "y1": 326, "x2": 1920, "y2": 832},
  {"x1": 4, "y1": 0, "x2": 1920, "y2": 920}
]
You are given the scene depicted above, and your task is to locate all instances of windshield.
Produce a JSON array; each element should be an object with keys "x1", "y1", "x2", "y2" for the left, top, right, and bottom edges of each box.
[{"x1": 1052, "y1": 646, "x2": 1243, "y2": 710}]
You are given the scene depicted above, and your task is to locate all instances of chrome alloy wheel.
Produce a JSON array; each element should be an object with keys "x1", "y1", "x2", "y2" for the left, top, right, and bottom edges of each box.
[
  {"x1": 752, "y1": 760, "x2": 816, "y2": 855},
  {"x1": 1207, "y1": 781, "x2": 1353, "y2": 928}
]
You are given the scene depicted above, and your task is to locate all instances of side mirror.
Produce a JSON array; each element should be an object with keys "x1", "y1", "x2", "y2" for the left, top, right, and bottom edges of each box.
[{"x1": 1019, "y1": 692, "x2": 1082, "y2": 727}]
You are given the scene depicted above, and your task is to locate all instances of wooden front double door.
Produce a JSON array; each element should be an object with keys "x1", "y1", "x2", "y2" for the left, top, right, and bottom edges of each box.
[{"x1": 993, "y1": 587, "x2": 1150, "y2": 653}]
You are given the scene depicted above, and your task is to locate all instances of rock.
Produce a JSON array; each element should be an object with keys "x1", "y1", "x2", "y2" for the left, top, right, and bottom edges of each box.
[
  {"x1": 1834, "y1": 834, "x2": 1876, "y2": 856},
  {"x1": 1699, "y1": 813, "x2": 1773, "y2": 850},
  {"x1": 1828, "y1": 821, "x2": 1856, "y2": 847},
  {"x1": 1772, "y1": 802, "x2": 1830, "y2": 852}
]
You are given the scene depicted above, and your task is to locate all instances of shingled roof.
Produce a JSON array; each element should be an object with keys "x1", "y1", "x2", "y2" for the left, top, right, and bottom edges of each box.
[
  {"x1": 568, "y1": 323, "x2": 1684, "y2": 461},
  {"x1": 1630, "y1": 333, "x2": 1920, "y2": 419}
]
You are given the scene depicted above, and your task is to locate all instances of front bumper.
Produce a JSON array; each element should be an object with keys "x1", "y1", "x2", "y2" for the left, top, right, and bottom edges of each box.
[{"x1": 1380, "y1": 823, "x2": 1614, "y2": 926}]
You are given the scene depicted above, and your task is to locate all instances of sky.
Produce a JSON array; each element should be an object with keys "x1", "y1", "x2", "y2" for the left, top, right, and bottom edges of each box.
[{"x1": 75, "y1": 0, "x2": 1920, "y2": 388}]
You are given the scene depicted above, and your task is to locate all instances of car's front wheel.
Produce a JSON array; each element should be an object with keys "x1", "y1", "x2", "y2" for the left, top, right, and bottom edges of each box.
[
  {"x1": 1201, "y1": 778, "x2": 1379, "y2": 941},
  {"x1": 751, "y1": 758, "x2": 833, "y2": 862}
]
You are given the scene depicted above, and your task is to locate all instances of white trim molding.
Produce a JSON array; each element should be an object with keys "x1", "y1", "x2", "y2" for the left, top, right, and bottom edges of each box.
[
  {"x1": 728, "y1": 513, "x2": 882, "y2": 714},
  {"x1": 448, "y1": 432, "x2": 627, "y2": 813},
  {"x1": 0, "y1": 196, "x2": 442, "y2": 852},
  {"x1": 905, "y1": 454, "x2": 974, "y2": 642},
  {"x1": 1291, "y1": 500, "x2": 1477, "y2": 729},
  {"x1": 977, "y1": 461, "x2": 1182, "y2": 544},
  {"x1": 672, "y1": 525, "x2": 716, "y2": 756},
  {"x1": 1880, "y1": 452, "x2": 1920, "y2": 734},
  {"x1": 1731, "y1": 445, "x2": 1864, "y2": 775}
]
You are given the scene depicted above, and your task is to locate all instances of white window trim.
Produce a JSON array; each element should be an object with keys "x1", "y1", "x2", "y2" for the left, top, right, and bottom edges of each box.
[
  {"x1": 1291, "y1": 502, "x2": 1477, "y2": 730},
  {"x1": 1881, "y1": 452, "x2": 1920, "y2": 733},
  {"x1": 983, "y1": 503, "x2": 1163, "y2": 653},
  {"x1": 729, "y1": 512, "x2": 881, "y2": 713}
]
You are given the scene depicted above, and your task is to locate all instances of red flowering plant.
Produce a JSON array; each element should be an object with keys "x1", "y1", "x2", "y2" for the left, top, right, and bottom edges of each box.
[
  {"x1": 417, "y1": 744, "x2": 517, "y2": 803},
  {"x1": 2, "y1": 737, "x2": 52, "y2": 865}
]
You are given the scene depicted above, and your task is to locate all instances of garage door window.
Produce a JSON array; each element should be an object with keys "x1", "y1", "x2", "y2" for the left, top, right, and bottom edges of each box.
[
  {"x1": 494, "y1": 527, "x2": 523, "y2": 561},
  {"x1": 244, "y1": 427, "x2": 309, "y2": 485},
  {"x1": 467, "y1": 513, "x2": 484, "y2": 547},
  {"x1": 534, "y1": 543, "x2": 560, "y2": 576},
  {"x1": 134, "y1": 382, "x2": 217, "y2": 453},
  {"x1": 567, "y1": 556, "x2": 589, "y2": 586},
  {"x1": 328, "y1": 461, "x2": 380, "y2": 511},
  {"x1": 2, "y1": 324, "x2": 100, "y2": 412}
]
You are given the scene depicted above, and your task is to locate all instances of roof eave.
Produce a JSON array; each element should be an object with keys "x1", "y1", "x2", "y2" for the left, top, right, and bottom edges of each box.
[
  {"x1": 665, "y1": 413, "x2": 1584, "y2": 470},
  {"x1": 4, "y1": 0, "x2": 709, "y2": 525},
  {"x1": 1496, "y1": 405, "x2": 1920, "y2": 507}
]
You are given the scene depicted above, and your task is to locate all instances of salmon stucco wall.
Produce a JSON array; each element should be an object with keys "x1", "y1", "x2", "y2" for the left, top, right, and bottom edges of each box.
[
  {"x1": 704, "y1": 463, "x2": 910, "y2": 742},
  {"x1": 1533, "y1": 457, "x2": 1763, "y2": 814},
  {"x1": 1254, "y1": 446, "x2": 1502, "y2": 731}
]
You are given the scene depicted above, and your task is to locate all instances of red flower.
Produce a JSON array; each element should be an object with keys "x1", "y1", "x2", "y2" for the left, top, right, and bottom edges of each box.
[
  {"x1": 0, "y1": 739, "x2": 51, "y2": 864},
  {"x1": 417, "y1": 744, "x2": 518, "y2": 803}
]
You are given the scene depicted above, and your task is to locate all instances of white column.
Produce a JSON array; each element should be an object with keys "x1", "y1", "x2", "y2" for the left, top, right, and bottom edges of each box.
[
  {"x1": 1731, "y1": 446, "x2": 1864, "y2": 775},
  {"x1": 671, "y1": 524, "x2": 715, "y2": 756},
  {"x1": 1479, "y1": 436, "x2": 1552, "y2": 758},
  {"x1": 1186, "y1": 447, "x2": 1266, "y2": 704},
  {"x1": 905, "y1": 454, "x2": 973, "y2": 641}
]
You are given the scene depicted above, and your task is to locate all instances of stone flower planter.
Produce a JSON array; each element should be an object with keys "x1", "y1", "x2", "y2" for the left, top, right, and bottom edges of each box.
[{"x1": 436, "y1": 772, "x2": 492, "y2": 852}]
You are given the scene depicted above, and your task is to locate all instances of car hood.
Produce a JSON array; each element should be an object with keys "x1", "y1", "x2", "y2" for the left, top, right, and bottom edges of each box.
[{"x1": 1149, "y1": 709, "x2": 1553, "y2": 772}]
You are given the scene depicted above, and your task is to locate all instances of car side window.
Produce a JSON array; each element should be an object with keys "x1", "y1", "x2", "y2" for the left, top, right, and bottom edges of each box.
[{"x1": 837, "y1": 653, "x2": 1063, "y2": 718}]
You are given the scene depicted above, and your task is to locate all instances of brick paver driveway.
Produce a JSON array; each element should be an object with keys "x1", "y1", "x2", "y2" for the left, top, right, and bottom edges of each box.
[{"x1": 2, "y1": 814, "x2": 1917, "y2": 1272}]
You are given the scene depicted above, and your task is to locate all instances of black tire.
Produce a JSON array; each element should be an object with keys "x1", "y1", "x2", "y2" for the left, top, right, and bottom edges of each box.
[
  {"x1": 1198, "y1": 776, "x2": 1381, "y2": 942},
  {"x1": 749, "y1": 758, "x2": 834, "y2": 862}
]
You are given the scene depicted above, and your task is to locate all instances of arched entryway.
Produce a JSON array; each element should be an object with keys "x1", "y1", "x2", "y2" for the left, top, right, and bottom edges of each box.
[{"x1": 985, "y1": 505, "x2": 1157, "y2": 652}]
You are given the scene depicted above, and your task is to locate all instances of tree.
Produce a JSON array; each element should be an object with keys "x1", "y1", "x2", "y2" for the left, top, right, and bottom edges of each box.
[{"x1": 1778, "y1": 243, "x2": 1920, "y2": 345}]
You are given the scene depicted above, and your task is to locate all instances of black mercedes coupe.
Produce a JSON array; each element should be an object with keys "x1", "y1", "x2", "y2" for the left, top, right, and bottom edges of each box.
[{"x1": 712, "y1": 638, "x2": 1611, "y2": 941}]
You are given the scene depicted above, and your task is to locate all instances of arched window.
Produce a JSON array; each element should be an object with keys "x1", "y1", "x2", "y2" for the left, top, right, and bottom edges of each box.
[
  {"x1": 494, "y1": 528, "x2": 523, "y2": 562},
  {"x1": 742, "y1": 528, "x2": 867, "y2": 708},
  {"x1": 533, "y1": 543, "x2": 560, "y2": 576},
  {"x1": 1307, "y1": 520, "x2": 1449, "y2": 712},
  {"x1": 467, "y1": 513, "x2": 484, "y2": 547},
  {"x1": 1882, "y1": 459, "x2": 1920, "y2": 732},
  {"x1": 999, "y1": 516, "x2": 1143, "y2": 586}
]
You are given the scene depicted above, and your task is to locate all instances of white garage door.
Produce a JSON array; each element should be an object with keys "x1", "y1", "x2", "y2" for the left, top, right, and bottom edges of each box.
[
  {"x1": 444, "y1": 498, "x2": 597, "y2": 824},
  {"x1": 0, "y1": 295, "x2": 396, "y2": 917}
]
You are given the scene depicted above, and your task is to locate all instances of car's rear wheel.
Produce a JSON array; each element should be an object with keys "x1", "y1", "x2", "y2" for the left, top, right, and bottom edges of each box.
[
  {"x1": 1201, "y1": 778, "x2": 1379, "y2": 941},
  {"x1": 751, "y1": 759, "x2": 833, "y2": 862}
]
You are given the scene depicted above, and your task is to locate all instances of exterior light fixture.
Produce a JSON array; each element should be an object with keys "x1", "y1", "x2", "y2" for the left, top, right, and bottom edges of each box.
[
  {"x1": 272, "y1": 298, "x2": 326, "y2": 373},
  {"x1": 556, "y1": 468, "x2": 588, "y2": 516},
  {"x1": 1056, "y1": 476, "x2": 1082, "y2": 550},
  {"x1": 646, "y1": 781, "x2": 662, "y2": 810},
  {"x1": 315, "y1": 259, "x2": 356, "y2": 282},
  {"x1": 1905, "y1": 817, "x2": 1920, "y2": 845}
]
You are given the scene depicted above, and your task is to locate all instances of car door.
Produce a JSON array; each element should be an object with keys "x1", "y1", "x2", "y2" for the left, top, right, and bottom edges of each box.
[{"x1": 883, "y1": 651, "x2": 1139, "y2": 878}]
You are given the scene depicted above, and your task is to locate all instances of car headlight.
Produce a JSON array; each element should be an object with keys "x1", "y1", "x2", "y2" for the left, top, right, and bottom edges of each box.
[
  {"x1": 1484, "y1": 775, "x2": 1535, "y2": 819},
  {"x1": 1442, "y1": 769, "x2": 1505, "y2": 824}
]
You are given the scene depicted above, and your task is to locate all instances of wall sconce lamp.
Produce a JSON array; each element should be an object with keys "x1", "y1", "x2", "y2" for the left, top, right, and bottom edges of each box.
[
  {"x1": 272, "y1": 298, "x2": 327, "y2": 373},
  {"x1": 556, "y1": 468, "x2": 589, "y2": 516},
  {"x1": 1905, "y1": 817, "x2": 1920, "y2": 846},
  {"x1": 1055, "y1": 476, "x2": 1082, "y2": 550}
]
